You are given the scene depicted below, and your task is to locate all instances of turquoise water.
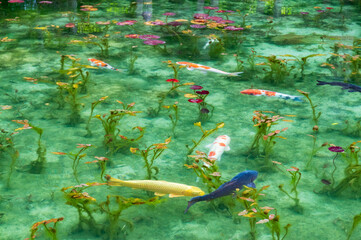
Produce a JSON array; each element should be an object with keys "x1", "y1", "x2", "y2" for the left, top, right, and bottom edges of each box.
[{"x1": 1, "y1": 0, "x2": 361, "y2": 239}]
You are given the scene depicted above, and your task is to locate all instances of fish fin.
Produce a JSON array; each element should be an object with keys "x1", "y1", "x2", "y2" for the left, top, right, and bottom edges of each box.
[
  {"x1": 228, "y1": 72, "x2": 243, "y2": 76},
  {"x1": 316, "y1": 80, "x2": 328, "y2": 85},
  {"x1": 292, "y1": 96, "x2": 303, "y2": 102},
  {"x1": 187, "y1": 67, "x2": 194, "y2": 71},
  {"x1": 154, "y1": 192, "x2": 166, "y2": 196},
  {"x1": 225, "y1": 146, "x2": 231, "y2": 151},
  {"x1": 205, "y1": 144, "x2": 212, "y2": 148},
  {"x1": 246, "y1": 182, "x2": 256, "y2": 188},
  {"x1": 184, "y1": 196, "x2": 201, "y2": 213},
  {"x1": 169, "y1": 194, "x2": 184, "y2": 198}
]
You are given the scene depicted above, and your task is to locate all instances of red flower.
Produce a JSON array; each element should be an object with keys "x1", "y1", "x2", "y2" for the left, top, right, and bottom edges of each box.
[
  {"x1": 326, "y1": 7, "x2": 333, "y2": 10},
  {"x1": 188, "y1": 99, "x2": 203, "y2": 103},
  {"x1": 166, "y1": 79, "x2": 179, "y2": 83}
]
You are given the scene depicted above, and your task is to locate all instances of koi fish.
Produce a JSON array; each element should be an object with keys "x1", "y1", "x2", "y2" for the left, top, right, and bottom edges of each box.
[
  {"x1": 241, "y1": 89, "x2": 302, "y2": 102},
  {"x1": 176, "y1": 61, "x2": 243, "y2": 76},
  {"x1": 206, "y1": 135, "x2": 231, "y2": 162},
  {"x1": 203, "y1": 38, "x2": 219, "y2": 49},
  {"x1": 88, "y1": 58, "x2": 120, "y2": 71},
  {"x1": 106, "y1": 175, "x2": 205, "y2": 198},
  {"x1": 317, "y1": 80, "x2": 361, "y2": 93},
  {"x1": 185, "y1": 170, "x2": 258, "y2": 213}
]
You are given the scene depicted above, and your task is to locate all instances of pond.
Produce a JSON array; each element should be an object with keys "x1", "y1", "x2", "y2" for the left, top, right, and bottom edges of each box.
[{"x1": 0, "y1": 0, "x2": 361, "y2": 239}]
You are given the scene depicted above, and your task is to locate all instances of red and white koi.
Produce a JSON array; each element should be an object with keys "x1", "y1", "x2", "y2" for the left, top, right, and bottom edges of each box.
[
  {"x1": 240, "y1": 89, "x2": 303, "y2": 102},
  {"x1": 176, "y1": 61, "x2": 243, "y2": 76},
  {"x1": 206, "y1": 135, "x2": 231, "y2": 163},
  {"x1": 88, "y1": 58, "x2": 120, "y2": 71}
]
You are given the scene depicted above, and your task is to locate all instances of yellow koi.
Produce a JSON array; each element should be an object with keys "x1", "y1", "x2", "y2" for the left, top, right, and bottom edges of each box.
[{"x1": 106, "y1": 175, "x2": 205, "y2": 198}]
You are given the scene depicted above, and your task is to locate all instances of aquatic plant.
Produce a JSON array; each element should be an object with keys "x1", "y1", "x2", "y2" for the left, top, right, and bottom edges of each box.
[
  {"x1": 163, "y1": 102, "x2": 179, "y2": 137},
  {"x1": 238, "y1": 185, "x2": 291, "y2": 240},
  {"x1": 185, "y1": 151, "x2": 224, "y2": 193},
  {"x1": 61, "y1": 183, "x2": 104, "y2": 233},
  {"x1": 13, "y1": 120, "x2": 46, "y2": 174},
  {"x1": 280, "y1": 54, "x2": 325, "y2": 78},
  {"x1": 85, "y1": 96, "x2": 108, "y2": 137},
  {"x1": 206, "y1": 34, "x2": 225, "y2": 59},
  {"x1": 99, "y1": 195, "x2": 163, "y2": 240},
  {"x1": 234, "y1": 53, "x2": 245, "y2": 73},
  {"x1": 28, "y1": 217, "x2": 64, "y2": 240},
  {"x1": 322, "y1": 142, "x2": 361, "y2": 197},
  {"x1": 256, "y1": 55, "x2": 296, "y2": 84},
  {"x1": 322, "y1": 44, "x2": 361, "y2": 83},
  {"x1": 53, "y1": 144, "x2": 93, "y2": 183},
  {"x1": 163, "y1": 60, "x2": 185, "y2": 79},
  {"x1": 185, "y1": 122, "x2": 224, "y2": 162},
  {"x1": 346, "y1": 212, "x2": 361, "y2": 240},
  {"x1": 247, "y1": 48, "x2": 257, "y2": 71},
  {"x1": 248, "y1": 111, "x2": 288, "y2": 166},
  {"x1": 297, "y1": 90, "x2": 322, "y2": 167},
  {"x1": 273, "y1": 161, "x2": 303, "y2": 213},
  {"x1": 130, "y1": 137, "x2": 171, "y2": 180},
  {"x1": 128, "y1": 45, "x2": 138, "y2": 74},
  {"x1": 1, "y1": 129, "x2": 19, "y2": 188},
  {"x1": 185, "y1": 85, "x2": 214, "y2": 123},
  {"x1": 91, "y1": 100, "x2": 143, "y2": 153},
  {"x1": 85, "y1": 156, "x2": 109, "y2": 182},
  {"x1": 148, "y1": 79, "x2": 193, "y2": 117}
]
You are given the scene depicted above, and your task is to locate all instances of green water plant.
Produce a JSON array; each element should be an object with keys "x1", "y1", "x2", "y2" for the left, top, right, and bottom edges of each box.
[
  {"x1": 247, "y1": 111, "x2": 288, "y2": 166},
  {"x1": 99, "y1": 194, "x2": 163, "y2": 240},
  {"x1": 346, "y1": 212, "x2": 361, "y2": 240},
  {"x1": 163, "y1": 102, "x2": 179, "y2": 137},
  {"x1": 237, "y1": 185, "x2": 291, "y2": 240},
  {"x1": 323, "y1": 143, "x2": 361, "y2": 197},
  {"x1": 53, "y1": 144, "x2": 94, "y2": 183},
  {"x1": 85, "y1": 156, "x2": 109, "y2": 182},
  {"x1": 280, "y1": 54, "x2": 325, "y2": 78},
  {"x1": 185, "y1": 122, "x2": 224, "y2": 162},
  {"x1": 207, "y1": 34, "x2": 225, "y2": 59},
  {"x1": 69, "y1": 31, "x2": 111, "y2": 57},
  {"x1": 92, "y1": 101, "x2": 144, "y2": 154},
  {"x1": 148, "y1": 79, "x2": 193, "y2": 117},
  {"x1": 297, "y1": 90, "x2": 322, "y2": 167},
  {"x1": 256, "y1": 55, "x2": 296, "y2": 84},
  {"x1": 1, "y1": 129, "x2": 19, "y2": 188},
  {"x1": 128, "y1": 45, "x2": 138, "y2": 74},
  {"x1": 28, "y1": 217, "x2": 64, "y2": 240},
  {"x1": 61, "y1": 182, "x2": 104, "y2": 233},
  {"x1": 85, "y1": 96, "x2": 108, "y2": 137},
  {"x1": 12, "y1": 120, "x2": 46, "y2": 174},
  {"x1": 130, "y1": 137, "x2": 171, "y2": 180},
  {"x1": 273, "y1": 161, "x2": 303, "y2": 213},
  {"x1": 163, "y1": 60, "x2": 185, "y2": 79},
  {"x1": 185, "y1": 151, "x2": 224, "y2": 193}
]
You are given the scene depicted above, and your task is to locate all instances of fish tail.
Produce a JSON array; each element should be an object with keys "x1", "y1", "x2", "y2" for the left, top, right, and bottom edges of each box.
[
  {"x1": 105, "y1": 175, "x2": 124, "y2": 186},
  {"x1": 228, "y1": 72, "x2": 243, "y2": 76},
  {"x1": 184, "y1": 196, "x2": 203, "y2": 213},
  {"x1": 292, "y1": 96, "x2": 303, "y2": 102},
  {"x1": 316, "y1": 80, "x2": 328, "y2": 85}
]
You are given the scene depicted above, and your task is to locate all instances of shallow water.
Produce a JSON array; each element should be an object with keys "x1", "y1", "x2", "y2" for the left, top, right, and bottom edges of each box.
[{"x1": 1, "y1": 0, "x2": 361, "y2": 239}]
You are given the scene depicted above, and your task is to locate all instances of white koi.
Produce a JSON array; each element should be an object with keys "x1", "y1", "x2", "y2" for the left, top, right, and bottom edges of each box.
[{"x1": 176, "y1": 61, "x2": 243, "y2": 76}]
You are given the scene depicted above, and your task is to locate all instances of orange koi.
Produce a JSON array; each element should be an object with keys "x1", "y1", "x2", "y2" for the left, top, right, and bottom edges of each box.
[
  {"x1": 176, "y1": 61, "x2": 243, "y2": 76},
  {"x1": 241, "y1": 89, "x2": 302, "y2": 102},
  {"x1": 88, "y1": 58, "x2": 120, "y2": 71}
]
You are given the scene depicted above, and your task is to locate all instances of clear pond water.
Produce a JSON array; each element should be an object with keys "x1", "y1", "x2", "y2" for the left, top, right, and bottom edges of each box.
[{"x1": 0, "y1": 0, "x2": 361, "y2": 239}]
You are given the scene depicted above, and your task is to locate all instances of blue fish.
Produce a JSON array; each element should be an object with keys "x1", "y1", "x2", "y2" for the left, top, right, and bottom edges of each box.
[
  {"x1": 317, "y1": 80, "x2": 361, "y2": 93},
  {"x1": 184, "y1": 170, "x2": 258, "y2": 213}
]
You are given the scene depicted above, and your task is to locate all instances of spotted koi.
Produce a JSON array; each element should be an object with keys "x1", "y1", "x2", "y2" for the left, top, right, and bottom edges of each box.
[
  {"x1": 206, "y1": 135, "x2": 231, "y2": 164},
  {"x1": 88, "y1": 58, "x2": 120, "y2": 71},
  {"x1": 240, "y1": 89, "x2": 302, "y2": 102},
  {"x1": 176, "y1": 61, "x2": 243, "y2": 76}
]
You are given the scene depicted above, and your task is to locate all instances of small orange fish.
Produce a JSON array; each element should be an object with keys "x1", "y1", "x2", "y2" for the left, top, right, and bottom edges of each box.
[
  {"x1": 176, "y1": 61, "x2": 243, "y2": 76},
  {"x1": 241, "y1": 89, "x2": 302, "y2": 102},
  {"x1": 88, "y1": 58, "x2": 120, "y2": 71}
]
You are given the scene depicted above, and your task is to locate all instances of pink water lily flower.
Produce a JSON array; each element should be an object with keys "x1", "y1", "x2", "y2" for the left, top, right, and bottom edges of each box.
[
  {"x1": 188, "y1": 99, "x2": 203, "y2": 103},
  {"x1": 116, "y1": 20, "x2": 137, "y2": 26},
  {"x1": 39, "y1": 1, "x2": 53, "y2": 3},
  {"x1": 65, "y1": 23, "x2": 75, "y2": 28},
  {"x1": 143, "y1": 39, "x2": 165, "y2": 45},
  {"x1": 8, "y1": 0, "x2": 24, "y2": 3},
  {"x1": 139, "y1": 34, "x2": 161, "y2": 40}
]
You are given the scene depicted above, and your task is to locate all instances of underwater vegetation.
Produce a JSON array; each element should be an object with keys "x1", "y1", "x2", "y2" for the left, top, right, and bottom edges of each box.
[{"x1": 1, "y1": 0, "x2": 361, "y2": 239}]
